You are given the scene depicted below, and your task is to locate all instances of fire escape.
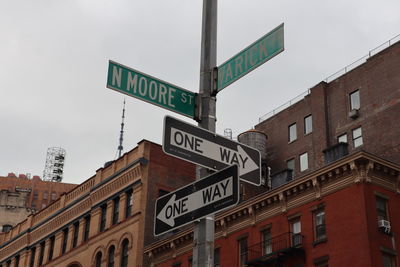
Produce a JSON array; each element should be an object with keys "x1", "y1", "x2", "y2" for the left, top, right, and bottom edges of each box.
[{"x1": 246, "y1": 232, "x2": 305, "y2": 267}]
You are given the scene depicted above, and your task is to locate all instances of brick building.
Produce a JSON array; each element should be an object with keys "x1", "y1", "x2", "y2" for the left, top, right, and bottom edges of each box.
[
  {"x1": 0, "y1": 140, "x2": 195, "y2": 267},
  {"x1": 143, "y1": 40, "x2": 400, "y2": 266},
  {"x1": 0, "y1": 174, "x2": 76, "y2": 233}
]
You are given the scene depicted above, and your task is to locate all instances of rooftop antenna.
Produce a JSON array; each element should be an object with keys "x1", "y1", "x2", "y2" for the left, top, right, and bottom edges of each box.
[{"x1": 117, "y1": 99, "x2": 126, "y2": 158}]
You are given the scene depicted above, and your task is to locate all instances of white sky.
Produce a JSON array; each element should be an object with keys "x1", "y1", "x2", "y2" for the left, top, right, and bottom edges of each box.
[{"x1": 1, "y1": 0, "x2": 399, "y2": 184}]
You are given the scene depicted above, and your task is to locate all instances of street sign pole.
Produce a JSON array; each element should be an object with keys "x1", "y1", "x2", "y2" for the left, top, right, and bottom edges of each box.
[{"x1": 193, "y1": 0, "x2": 217, "y2": 266}]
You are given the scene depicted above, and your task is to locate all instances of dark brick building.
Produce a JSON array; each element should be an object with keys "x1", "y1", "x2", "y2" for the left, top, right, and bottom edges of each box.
[{"x1": 144, "y1": 40, "x2": 400, "y2": 267}]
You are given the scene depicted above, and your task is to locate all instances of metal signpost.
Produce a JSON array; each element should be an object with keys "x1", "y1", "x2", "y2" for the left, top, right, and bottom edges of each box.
[
  {"x1": 216, "y1": 23, "x2": 284, "y2": 92},
  {"x1": 107, "y1": 60, "x2": 198, "y2": 119},
  {"x1": 163, "y1": 115, "x2": 261, "y2": 186},
  {"x1": 107, "y1": 1, "x2": 283, "y2": 265},
  {"x1": 154, "y1": 165, "x2": 239, "y2": 236}
]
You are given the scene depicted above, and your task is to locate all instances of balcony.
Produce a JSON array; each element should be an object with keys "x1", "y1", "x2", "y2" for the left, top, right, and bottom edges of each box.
[{"x1": 246, "y1": 232, "x2": 305, "y2": 266}]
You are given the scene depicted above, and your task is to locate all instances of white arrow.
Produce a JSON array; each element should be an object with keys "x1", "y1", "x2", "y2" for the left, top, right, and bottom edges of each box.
[
  {"x1": 157, "y1": 177, "x2": 233, "y2": 227},
  {"x1": 170, "y1": 127, "x2": 259, "y2": 176}
]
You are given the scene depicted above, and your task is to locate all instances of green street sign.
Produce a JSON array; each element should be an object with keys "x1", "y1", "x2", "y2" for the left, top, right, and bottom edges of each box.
[
  {"x1": 107, "y1": 61, "x2": 198, "y2": 119},
  {"x1": 216, "y1": 23, "x2": 284, "y2": 92}
]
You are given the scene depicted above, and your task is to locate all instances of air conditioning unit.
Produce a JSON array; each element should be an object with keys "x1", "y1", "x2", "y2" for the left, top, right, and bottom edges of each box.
[
  {"x1": 349, "y1": 109, "x2": 359, "y2": 119},
  {"x1": 378, "y1": 219, "x2": 391, "y2": 233}
]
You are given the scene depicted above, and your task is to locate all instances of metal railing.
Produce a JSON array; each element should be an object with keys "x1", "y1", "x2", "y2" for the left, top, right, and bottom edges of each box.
[
  {"x1": 259, "y1": 34, "x2": 400, "y2": 123},
  {"x1": 246, "y1": 232, "x2": 303, "y2": 263}
]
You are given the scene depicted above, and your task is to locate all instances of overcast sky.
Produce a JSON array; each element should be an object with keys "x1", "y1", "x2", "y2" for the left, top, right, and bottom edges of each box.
[{"x1": 1, "y1": 0, "x2": 399, "y2": 185}]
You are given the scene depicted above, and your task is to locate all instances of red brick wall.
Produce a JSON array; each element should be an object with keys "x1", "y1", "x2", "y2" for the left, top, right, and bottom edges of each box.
[
  {"x1": 153, "y1": 182, "x2": 400, "y2": 267},
  {"x1": 143, "y1": 142, "x2": 196, "y2": 246},
  {"x1": 255, "y1": 41, "x2": 400, "y2": 178}
]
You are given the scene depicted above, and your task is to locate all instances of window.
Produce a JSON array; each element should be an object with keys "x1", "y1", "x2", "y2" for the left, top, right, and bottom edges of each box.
[
  {"x1": 338, "y1": 134, "x2": 348, "y2": 143},
  {"x1": 300, "y1": 152, "x2": 308, "y2": 172},
  {"x1": 350, "y1": 89, "x2": 360, "y2": 110},
  {"x1": 304, "y1": 115, "x2": 312, "y2": 134},
  {"x1": 262, "y1": 229, "x2": 272, "y2": 255},
  {"x1": 376, "y1": 197, "x2": 389, "y2": 220},
  {"x1": 314, "y1": 210, "x2": 326, "y2": 242},
  {"x1": 125, "y1": 190, "x2": 133, "y2": 218},
  {"x1": 51, "y1": 192, "x2": 57, "y2": 201},
  {"x1": 108, "y1": 246, "x2": 115, "y2": 267},
  {"x1": 29, "y1": 247, "x2": 36, "y2": 267},
  {"x1": 48, "y1": 235, "x2": 55, "y2": 261},
  {"x1": 100, "y1": 204, "x2": 107, "y2": 232},
  {"x1": 15, "y1": 255, "x2": 20, "y2": 267},
  {"x1": 214, "y1": 248, "x2": 220, "y2": 267},
  {"x1": 238, "y1": 237, "x2": 248, "y2": 266},
  {"x1": 72, "y1": 221, "x2": 79, "y2": 248},
  {"x1": 33, "y1": 191, "x2": 38, "y2": 200},
  {"x1": 95, "y1": 252, "x2": 102, "y2": 267},
  {"x1": 352, "y1": 127, "x2": 363, "y2": 148},
  {"x1": 382, "y1": 253, "x2": 395, "y2": 267},
  {"x1": 62, "y1": 228, "x2": 69, "y2": 255},
  {"x1": 120, "y1": 239, "x2": 129, "y2": 267},
  {"x1": 84, "y1": 215, "x2": 91, "y2": 242},
  {"x1": 286, "y1": 159, "x2": 295, "y2": 177},
  {"x1": 172, "y1": 262, "x2": 181, "y2": 267},
  {"x1": 2, "y1": 224, "x2": 12, "y2": 233},
  {"x1": 43, "y1": 191, "x2": 48, "y2": 200},
  {"x1": 112, "y1": 197, "x2": 120, "y2": 225},
  {"x1": 289, "y1": 123, "x2": 297, "y2": 142},
  {"x1": 6, "y1": 260, "x2": 10, "y2": 267},
  {"x1": 38, "y1": 241, "x2": 45, "y2": 266},
  {"x1": 291, "y1": 219, "x2": 302, "y2": 246},
  {"x1": 314, "y1": 255, "x2": 329, "y2": 267}
]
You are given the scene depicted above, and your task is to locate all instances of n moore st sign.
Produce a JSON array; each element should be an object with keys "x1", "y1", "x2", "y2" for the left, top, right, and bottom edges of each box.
[
  {"x1": 154, "y1": 165, "x2": 239, "y2": 236},
  {"x1": 107, "y1": 60, "x2": 198, "y2": 119}
]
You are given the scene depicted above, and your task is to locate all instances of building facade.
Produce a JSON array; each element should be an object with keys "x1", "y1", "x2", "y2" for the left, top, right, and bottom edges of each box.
[
  {"x1": 144, "y1": 40, "x2": 400, "y2": 266},
  {"x1": 0, "y1": 140, "x2": 195, "y2": 267},
  {"x1": 0, "y1": 174, "x2": 76, "y2": 233}
]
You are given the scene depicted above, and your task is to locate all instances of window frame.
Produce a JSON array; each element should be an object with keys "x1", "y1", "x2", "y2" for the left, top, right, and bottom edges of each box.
[
  {"x1": 100, "y1": 204, "x2": 107, "y2": 232},
  {"x1": 352, "y1": 127, "x2": 363, "y2": 148},
  {"x1": 120, "y1": 239, "x2": 129, "y2": 267},
  {"x1": 338, "y1": 133, "x2": 348, "y2": 143},
  {"x1": 350, "y1": 89, "x2": 360, "y2": 110},
  {"x1": 238, "y1": 236, "x2": 248, "y2": 267},
  {"x1": 61, "y1": 227, "x2": 69, "y2": 255},
  {"x1": 84, "y1": 215, "x2": 91, "y2": 242},
  {"x1": 288, "y1": 123, "x2": 297, "y2": 143},
  {"x1": 304, "y1": 115, "x2": 313, "y2": 135},
  {"x1": 107, "y1": 245, "x2": 115, "y2": 267},
  {"x1": 125, "y1": 190, "x2": 133, "y2": 218},
  {"x1": 48, "y1": 235, "x2": 55, "y2": 261},
  {"x1": 112, "y1": 197, "x2": 120, "y2": 225},
  {"x1": 314, "y1": 209, "x2": 327, "y2": 242},
  {"x1": 261, "y1": 229, "x2": 272, "y2": 255},
  {"x1": 300, "y1": 152, "x2": 309, "y2": 172},
  {"x1": 290, "y1": 218, "x2": 302, "y2": 246},
  {"x1": 72, "y1": 221, "x2": 79, "y2": 249},
  {"x1": 376, "y1": 196, "x2": 389, "y2": 221}
]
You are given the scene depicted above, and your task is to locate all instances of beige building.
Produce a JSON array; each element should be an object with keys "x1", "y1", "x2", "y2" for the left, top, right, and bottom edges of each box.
[
  {"x1": 0, "y1": 140, "x2": 195, "y2": 267},
  {"x1": 0, "y1": 188, "x2": 34, "y2": 233}
]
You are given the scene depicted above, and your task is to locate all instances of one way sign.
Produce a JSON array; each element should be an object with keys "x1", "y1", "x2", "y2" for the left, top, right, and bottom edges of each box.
[
  {"x1": 163, "y1": 116, "x2": 262, "y2": 186},
  {"x1": 154, "y1": 165, "x2": 239, "y2": 236}
]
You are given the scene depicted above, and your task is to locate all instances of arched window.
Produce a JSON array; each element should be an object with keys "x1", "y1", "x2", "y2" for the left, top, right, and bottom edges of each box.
[
  {"x1": 2, "y1": 224, "x2": 12, "y2": 233},
  {"x1": 95, "y1": 252, "x2": 102, "y2": 267},
  {"x1": 107, "y1": 246, "x2": 115, "y2": 267},
  {"x1": 120, "y1": 239, "x2": 129, "y2": 267}
]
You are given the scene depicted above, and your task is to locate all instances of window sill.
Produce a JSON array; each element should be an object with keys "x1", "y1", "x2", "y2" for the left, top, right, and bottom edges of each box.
[{"x1": 313, "y1": 237, "x2": 327, "y2": 247}]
